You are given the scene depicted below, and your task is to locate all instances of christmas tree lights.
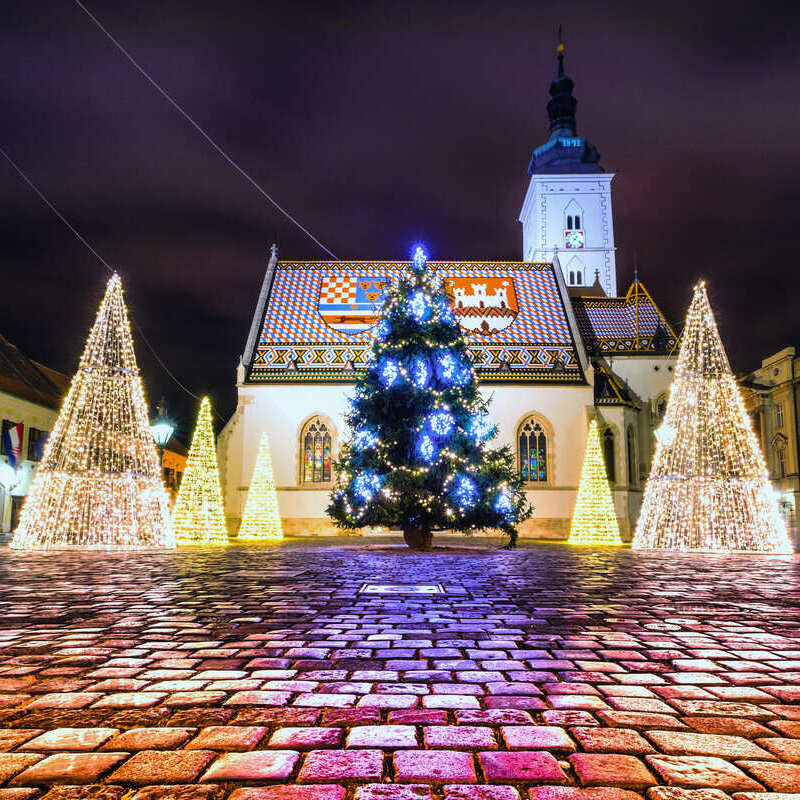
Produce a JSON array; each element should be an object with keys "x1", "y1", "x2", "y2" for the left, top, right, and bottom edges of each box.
[
  {"x1": 171, "y1": 396, "x2": 228, "y2": 545},
  {"x1": 633, "y1": 282, "x2": 792, "y2": 553},
  {"x1": 10, "y1": 274, "x2": 174, "y2": 551},
  {"x1": 237, "y1": 432, "x2": 283, "y2": 541},
  {"x1": 568, "y1": 419, "x2": 622, "y2": 546},
  {"x1": 328, "y1": 245, "x2": 530, "y2": 549}
]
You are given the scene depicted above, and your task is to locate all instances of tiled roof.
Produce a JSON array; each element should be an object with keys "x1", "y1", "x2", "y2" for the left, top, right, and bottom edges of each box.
[
  {"x1": 247, "y1": 261, "x2": 585, "y2": 384},
  {"x1": 593, "y1": 361, "x2": 640, "y2": 408},
  {"x1": 570, "y1": 281, "x2": 677, "y2": 354},
  {"x1": 0, "y1": 334, "x2": 68, "y2": 410}
]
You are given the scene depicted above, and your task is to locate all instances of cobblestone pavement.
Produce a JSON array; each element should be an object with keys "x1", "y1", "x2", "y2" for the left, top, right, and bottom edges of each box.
[{"x1": 0, "y1": 537, "x2": 799, "y2": 800}]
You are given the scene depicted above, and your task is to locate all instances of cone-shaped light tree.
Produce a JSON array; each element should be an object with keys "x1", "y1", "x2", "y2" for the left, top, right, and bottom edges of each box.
[
  {"x1": 171, "y1": 396, "x2": 228, "y2": 545},
  {"x1": 633, "y1": 281, "x2": 792, "y2": 553},
  {"x1": 238, "y1": 432, "x2": 283, "y2": 541},
  {"x1": 569, "y1": 419, "x2": 623, "y2": 545},
  {"x1": 327, "y1": 246, "x2": 531, "y2": 550},
  {"x1": 11, "y1": 274, "x2": 174, "y2": 550}
]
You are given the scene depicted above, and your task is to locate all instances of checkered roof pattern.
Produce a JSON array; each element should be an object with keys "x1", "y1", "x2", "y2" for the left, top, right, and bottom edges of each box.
[
  {"x1": 257, "y1": 261, "x2": 573, "y2": 349},
  {"x1": 571, "y1": 290, "x2": 675, "y2": 346}
]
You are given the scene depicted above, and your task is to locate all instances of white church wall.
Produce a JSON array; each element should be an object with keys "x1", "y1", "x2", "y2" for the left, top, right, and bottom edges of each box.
[
  {"x1": 605, "y1": 356, "x2": 675, "y2": 404},
  {"x1": 519, "y1": 173, "x2": 617, "y2": 296},
  {"x1": 221, "y1": 379, "x2": 596, "y2": 539}
]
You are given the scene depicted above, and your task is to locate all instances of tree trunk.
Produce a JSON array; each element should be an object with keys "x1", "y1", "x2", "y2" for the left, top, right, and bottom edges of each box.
[{"x1": 403, "y1": 525, "x2": 433, "y2": 551}]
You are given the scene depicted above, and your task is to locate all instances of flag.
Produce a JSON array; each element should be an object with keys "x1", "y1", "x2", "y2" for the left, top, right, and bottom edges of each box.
[
  {"x1": 33, "y1": 432, "x2": 48, "y2": 461},
  {"x1": 2, "y1": 423, "x2": 24, "y2": 469}
]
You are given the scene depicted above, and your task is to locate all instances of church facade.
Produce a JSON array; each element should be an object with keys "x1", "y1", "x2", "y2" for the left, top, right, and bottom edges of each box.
[{"x1": 218, "y1": 47, "x2": 678, "y2": 540}]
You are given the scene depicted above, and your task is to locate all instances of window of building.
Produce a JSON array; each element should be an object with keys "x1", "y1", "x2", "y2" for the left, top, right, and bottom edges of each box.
[
  {"x1": 569, "y1": 269, "x2": 584, "y2": 284},
  {"x1": 603, "y1": 428, "x2": 616, "y2": 484},
  {"x1": 776, "y1": 403, "x2": 784, "y2": 429},
  {"x1": 302, "y1": 417, "x2": 333, "y2": 483},
  {"x1": 626, "y1": 426, "x2": 637, "y2": 485},
  {"x1": 566, "y1": 215, "x2": 573, "y2": 229},
  {"x1": 777, "y1": 446, "x2": 787, "y2": 478},
  {"x1": 518, "y1": 417, "x2": 548, "y2": 482},
  {"x1": 27, "y1": 428, "x2": 47, "y2": 462}
]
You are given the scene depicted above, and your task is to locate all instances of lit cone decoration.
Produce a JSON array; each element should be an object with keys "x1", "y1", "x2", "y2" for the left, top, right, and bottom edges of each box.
[
  {"x1": 171, "y1": 396, "x2": 228, "y2": 545},
  {"x1": 569, "y1": 419, "x2": 623, "y2": 545},
  {"x1": 238, "y1": 432, "x2": 283, "y2": 540},
  {"x1": 11, "y1": 274, "x2": 174, "y2": 550},
  {"x1": 633, "y1": 281, "x2": 792, "y2": 553}
]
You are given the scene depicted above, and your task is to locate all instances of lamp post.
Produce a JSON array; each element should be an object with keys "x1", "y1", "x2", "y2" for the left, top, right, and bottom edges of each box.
[{"x1": 150, "y1": 399, "x2": 175, "y2": 473}]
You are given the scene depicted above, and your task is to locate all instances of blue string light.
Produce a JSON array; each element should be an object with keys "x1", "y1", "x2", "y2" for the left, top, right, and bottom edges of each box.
[
  {"x1": 408, "y1": 290, "x2": 431, "y2": 323},
  {"x1": 379, "y1": 359, "x2": 400, "y2": 388},
  {"x1": 417, "y1": 434, "x2": 437, "y2": 463},
  {"x1": 411, "y1": 357, "x2": 430, "y2": 389},
  {"x1": 453, "y1": 474, "x2": 478, "y2": 508},
  {"x1": 353, "y1": 428, "x2": 379, "y2": 449},
  {"x1": 469, "y1": 412, "x2": 493, "y2": 441},
  {"x1": 494, "y1": 489, "x2": 513, "y2": 517},
  {"x1": 353, "y1": 472, "x2": 382, "y2": 503},
  {"x1": 428, "y1": 410, "x2": 455, "y2": 437}
]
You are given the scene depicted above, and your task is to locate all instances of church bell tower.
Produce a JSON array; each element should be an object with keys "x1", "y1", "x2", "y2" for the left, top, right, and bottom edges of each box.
[{"x1": 519, "y1": 33, "x2": 617, "y2": 296}]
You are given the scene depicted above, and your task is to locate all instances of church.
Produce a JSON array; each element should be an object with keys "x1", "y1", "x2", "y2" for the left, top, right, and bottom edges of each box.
[{"x1": 218, "y1": 44, "x2": 678, "y2": 540}]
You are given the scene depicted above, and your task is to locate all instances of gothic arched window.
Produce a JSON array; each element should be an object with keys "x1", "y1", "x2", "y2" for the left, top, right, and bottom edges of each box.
[
  {"x1": 518, "y1": 417, "x2": 548, "y2": 483},
  {"x1": 626, "y1": 426, "x2": 637, "y2": 486},
  {"x1": 603, "y1": 428, "x2": 616, "y2": 484},
  {"x1": 302, "y1": 417, "x2": 333, "y2": 483}
]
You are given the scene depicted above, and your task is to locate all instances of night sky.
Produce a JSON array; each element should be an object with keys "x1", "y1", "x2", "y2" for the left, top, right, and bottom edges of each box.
[{"x1": 2, "y1": 0, "x2": 799, "y2": 436}]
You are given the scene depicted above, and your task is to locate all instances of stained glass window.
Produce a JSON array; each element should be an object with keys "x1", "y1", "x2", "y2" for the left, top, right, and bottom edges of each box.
[
  {"x1": 519, "y1": 418, "x2": 548, "y2": 482},
  {"x1": 302, "y1": 418, "x2": 332, "y2": 483},
  {"x1": 603, "y1": 428, "x2": 616, "y2": 483}
]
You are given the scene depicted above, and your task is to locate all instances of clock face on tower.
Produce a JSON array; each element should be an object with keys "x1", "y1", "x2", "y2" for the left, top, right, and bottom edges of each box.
[{"x1": 565, "y1": 229, "x2": 585, "y2": 249}]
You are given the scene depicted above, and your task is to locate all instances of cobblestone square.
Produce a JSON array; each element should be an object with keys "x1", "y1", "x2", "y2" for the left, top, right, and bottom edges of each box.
[{"x1": 0, "y1": 538, "x2": 799, "y2": 798}]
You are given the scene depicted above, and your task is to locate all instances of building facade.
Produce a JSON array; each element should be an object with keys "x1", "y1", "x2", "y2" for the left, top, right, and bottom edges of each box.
[
  {"x1": 219, "y1": 45, "x2": 678, "y2": 540},
  {"x1": 742, "y1": 347, "x2": 800, "y2": 543},
  {"x1": 0, "y1": 334, "x2": 68, "y2": 534}
]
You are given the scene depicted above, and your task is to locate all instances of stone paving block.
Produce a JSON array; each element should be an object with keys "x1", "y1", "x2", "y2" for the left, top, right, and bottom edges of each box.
[
  {"x1": 571, "y1": 726, "x2": 656, "y2": 754},
  {"x1": 394, "y1": 750, "x2": 477, "y2": 783},
  {"x1": 423, "y1": 726, "x2": 497, "y2": 749},
  {"x1": 105, "y1": 750, "x2": 215, "y2": 785},
  {"x1": 10, "y1": 754, "x2": 126, "y2": 787},
  {"x1": 732, "y1": 761, "x2": 800, "y2": 791},
  {"x1": 645, "y1": 732, "x2": 776, "y2": 761},
  {"x1": 355, "y1": 786, "x2": 433, "y2": 799},
  {"x1": 500, "y1": 725, "x2": 575, "y2": 751},
  {"x1": 98, "y1": 727, "x2": 194, "y2": 751},
  {"x1": 298, "y1": 749, "x2": 383, "y2": 782},
  {"x1": 529, "y1": 790, "x2": 644, "y2": 800},
  {"x1": 186, "y1": 726, "x2": 266, "y2": 751},
  {"x1": 685, "y1": 718, "x2": 774, "y2": 739},
  {"x1": 268, "y1": 727, "x2": 342, "y2": 749},
  {"x1": 443, "y1": 787, "x2": 521, "y2": 799},
  {"x1": 0, "y1": 732, "x2": 44, "y2": 753},
  {"x1": 646, "y1": 788, "x2": 731, "y2": 799},
  {"x1": 200, "y1": 750, "x2": 299, "y2": 781},
  {"x1": 645, "y1": 756, "x2": 763, "y2": 790},
  {"x1": 128, "y1": 786, "x2": 220, "y2": 800},
  {"x1": 569, "y1": 754, "x2": 657, "y2": 789},
  {"x1": 20, "y1": 730, "x2": 118, "y2": 753},
  {"x1": 39, "y1": 787, "x2": 126, "y2": 799},
  {"x1": 598, "y1": 712, "x2": 690, "y2": 731},
  {"x1": 0, "y1": 790, "x2": 39, "y2": 799},
  {"x1": 347, "y1": 725, "x2": 417, "y2": 749},
  {"x1": 228, "y1": 788, "x2": 345, "y2": 800},
  {"x1": 478, "y1": 751, "x2": 566, "y2": 783},
  {"x1": 755, "y1": 737, "x2": 800, "y2": 762}
]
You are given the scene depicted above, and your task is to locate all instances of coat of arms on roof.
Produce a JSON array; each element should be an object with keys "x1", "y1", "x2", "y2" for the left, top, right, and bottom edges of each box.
[
  {"x1": 445, "y1": 277, "x2": 519, "y2": 334},
  {"x1": 318, "y1": 275, "x2": 388, "y2": 334}
]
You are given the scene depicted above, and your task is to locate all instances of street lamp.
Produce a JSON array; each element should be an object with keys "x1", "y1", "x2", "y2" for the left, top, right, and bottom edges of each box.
[{"x1": 150, "y1": 398, "x2": 175, "y2": 470}]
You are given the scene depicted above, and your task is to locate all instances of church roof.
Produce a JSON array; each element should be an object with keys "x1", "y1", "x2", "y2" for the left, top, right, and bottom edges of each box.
[
  {"x1": 0, "y1": 332, "x2": 69, "y2": 410},
  {"x1": 245, "y1": 260, "x2": 586, "y2": 384},
  {"x1": 570, "y1": 281, "x2": 677, "y2": 355}
]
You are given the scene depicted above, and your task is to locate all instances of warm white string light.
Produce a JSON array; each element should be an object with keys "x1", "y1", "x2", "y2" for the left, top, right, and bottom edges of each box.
[
  {"x1": 171, "y1": 396, "x2": 228, "y2": 545},
  {"x1": 633, "y1": 281, "x2": 792, "y2": 553},
  {"x1": 238, "y1": 432, "x2": 283, "y2": 541},
  {"x1": 569, "y1": 419, "x2": 623, "y2": 545},
  {"x1": 10, "y1": 274, "x2": 174, "y2": 551}
]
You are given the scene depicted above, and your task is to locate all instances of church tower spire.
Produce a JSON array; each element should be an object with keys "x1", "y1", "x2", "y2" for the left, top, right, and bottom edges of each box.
[
  {"x1": 519, "y1": 29, "x2": 617, "y2": 296},
  {"x1": 547, "y1": 26, "x2": 577, "y2": 139}
]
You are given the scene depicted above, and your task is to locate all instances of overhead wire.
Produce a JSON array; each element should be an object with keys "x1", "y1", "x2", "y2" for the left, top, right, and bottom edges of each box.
[
  {"x1": 73, "y1": 0, "x2": 341, "y2": 261},
  {"x1": 0, "y1": 144, "x2": 224, "y2": 420}
]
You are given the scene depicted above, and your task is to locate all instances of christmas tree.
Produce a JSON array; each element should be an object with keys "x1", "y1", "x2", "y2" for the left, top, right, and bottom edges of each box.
[
  {"x1": 238, "y1": 432, "x2": 283, "y2": 541},
  {"x1": 328, "y1": 246, "x2": 530, "y2": 550},
  {"x1": 633, "y1": 281, "x2": 792, "y2": 553},
  {"x1": 171, "y1": 396, "x2": 228, "y2": 545},
  {"x1": 569, "y1": 419, "x2": 622, "y2": 545},
  {"x1": 11, "y1": 274, "x2": 174, "y2": 551}
]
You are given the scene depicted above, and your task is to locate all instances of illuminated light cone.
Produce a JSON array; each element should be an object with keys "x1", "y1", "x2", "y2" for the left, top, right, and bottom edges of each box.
[
  {"x1": 569, "y1": 419, "x2": 623, "y2": 545},
  {"x1": 11, "y1": 274, "x2": 174, "y2": 550},
  {"x1": 172, "y1": 396, "x2": 228, "y2": 545},
  {"x1": 238, "y1": 432, "x2": 283, "y2": 541},
  {"x1": 633, "y1": 281, "x2": 792, "y2": 553}
]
